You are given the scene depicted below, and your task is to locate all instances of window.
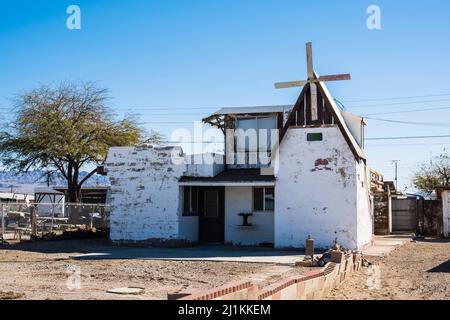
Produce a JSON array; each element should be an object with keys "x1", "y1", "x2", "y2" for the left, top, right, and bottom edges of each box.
[
  {"x1": 307, "y1": 132, "x2": 323, "y2": 141},
  {"x1": 236, "y1": 116, "x2": 277, "y2": 152},
  {"x1": 183, "y1": 187, "x2": 198, "y2": 216},
  {"x1": 253, "y1": 187, "x2": 275, "y2": 211}
]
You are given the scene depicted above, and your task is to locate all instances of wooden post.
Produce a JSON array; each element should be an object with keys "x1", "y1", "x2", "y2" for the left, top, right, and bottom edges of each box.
[
  {"x1": 90, "y1": 205, "x2": 95, "y2": 230},
  {"x1": 30, "y1": 205, "x2": 37, "y2": 237},
  {"x1": 306, "y1": 234, "x2": 314, "y2": 261},
  {"x1": 0, "y1": 204, "x2": 4, "y2": 241},
  {"x1": 306, "y1": 42, "x2": 314, "y2": 80},
  {"x1": 50, "y1": 203, "x2": 55, "y2": 233},
  {"x1": 310, "y1": 83, "x2": 318, "y2": 121}
]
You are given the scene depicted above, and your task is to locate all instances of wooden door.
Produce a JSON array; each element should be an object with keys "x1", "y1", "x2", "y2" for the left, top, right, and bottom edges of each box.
[{"x1": 199, "y1": 187, "x2": 225, "y2": 243}]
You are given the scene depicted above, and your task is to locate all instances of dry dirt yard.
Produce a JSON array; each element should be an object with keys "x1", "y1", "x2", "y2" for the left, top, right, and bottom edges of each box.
[
  {"x1": 0, "y1": 239, "x2": 305, "y2": 300},
  {"x1": 2, "y1": 238, "x2": 448, "y2": 300},
  {"x1": 327, "y1": 239, "x2": 450, "y2": 300}
]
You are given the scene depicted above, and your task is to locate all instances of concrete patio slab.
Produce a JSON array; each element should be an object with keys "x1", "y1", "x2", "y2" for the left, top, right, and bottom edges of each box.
[
  {"x1": 72, "y1": 245, "x2": 309, "y2": 265},
  {"x1": 362, "y1": 235, "x2": 412, "y2": 257}
]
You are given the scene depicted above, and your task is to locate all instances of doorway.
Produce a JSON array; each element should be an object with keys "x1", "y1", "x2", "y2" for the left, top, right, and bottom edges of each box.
[{"x1": 199, "y1": 187, "x2": 225, "y2": 243}]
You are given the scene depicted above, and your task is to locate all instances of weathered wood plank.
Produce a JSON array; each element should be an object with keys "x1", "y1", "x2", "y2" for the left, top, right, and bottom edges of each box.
[
  {"x1": 275, "y1": 80, "x2": 309, "y2": 89},
  {"x1": 306, "y1": 42, "x2": 314, "y2": 80},
  {"x1": 298, "y1": 94, "x2": 305, "y2": 126},
  {"x1": 310, "y1": 83, "x2": 318, "y2": 121},
  {"x1": 318, "y1": 74, "x2": 351, "y2": 82},
  {"x1": 305, "y1": 86, "x2": 312, "y2": 125},
  {"x1": 279, "y1": 83, "x2": 309, "y2": 141},
  {"x1": 316, "y1": 90, "x2": 324, "y2": 125}
]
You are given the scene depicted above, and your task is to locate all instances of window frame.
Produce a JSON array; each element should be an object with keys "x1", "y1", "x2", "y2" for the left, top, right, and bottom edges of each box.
[
  {"x1": 253, "y1": 187, "x2": 275, "y2": 212},
  {"x1": 235, "y1": 115, "x2": 278, "y2": 153},
  {"x1": 182, "y1": 186, "x2": 199, "y2": 217}
]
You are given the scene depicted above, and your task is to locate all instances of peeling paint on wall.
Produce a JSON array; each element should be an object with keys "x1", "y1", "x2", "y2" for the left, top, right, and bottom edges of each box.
[
  {"x1": 274, "y1": 126, "x2": 372, "y2": 250},
  {"x1": 105, "y1": 127, "x2": 372, "y2": 249},
  {"x1": 105, "y1": 145, "x2": 193, "y2": 241}
]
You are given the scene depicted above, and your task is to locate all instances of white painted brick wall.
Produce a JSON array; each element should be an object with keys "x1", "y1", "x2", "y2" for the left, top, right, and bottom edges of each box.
[
  {"x1": 105, "y1": 145, "x2": 187, "y2": 241},
  {"x1": 185, "y1": 153, "x2": 225, "y2": 177},
  {"x1": 356, "y1": 162, "x2": 373, "y2": 249},
  {"x1": 274, "y1": 126, "x2": 364, "y2": 250},
  {"x1": 225, "y1": 186, "x2": 274, "y2": 245}
]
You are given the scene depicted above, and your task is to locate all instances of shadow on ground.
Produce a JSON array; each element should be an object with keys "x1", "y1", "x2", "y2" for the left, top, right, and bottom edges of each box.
[
  {"x1": 0, "y1": 239, "x2": 307, "y2": 264},
  {"x1": 0, "y1": 239, "x2": 111, "y2": 254},
  {"x1": 428, "y1": 259, "x2": 450, "y2": 273},
  {"x1": 413, "y1": 238, "x2": 450, "y2": 244}
]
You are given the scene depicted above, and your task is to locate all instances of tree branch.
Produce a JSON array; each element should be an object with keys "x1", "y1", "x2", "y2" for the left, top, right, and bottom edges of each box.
[{"x1": 78, "y1": 168, "x2": 97, "y2": 188}]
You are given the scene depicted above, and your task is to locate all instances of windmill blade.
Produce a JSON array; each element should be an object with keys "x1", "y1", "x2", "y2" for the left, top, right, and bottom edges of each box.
[
  {"x1": 318, "y1": 74, "x2": 351, "y2": 82},
  {"x1": 274, "y1": 80, "x2": 309, "y2": 89}
]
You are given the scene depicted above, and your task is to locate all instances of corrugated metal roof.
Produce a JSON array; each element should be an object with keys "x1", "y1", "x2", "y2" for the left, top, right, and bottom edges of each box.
[
  {"x1": 0, "y1": 193, "x2": 34, "y2": 201},
  {"x1": 34, "y1": 187, "x2": 64, "y2": 194},
  {"x1": 212, "y1": 105, "x2": 293, "y2": 116}
]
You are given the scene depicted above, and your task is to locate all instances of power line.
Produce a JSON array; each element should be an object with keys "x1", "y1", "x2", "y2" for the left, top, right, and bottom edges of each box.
[
  {"x1": 3, "y1": 98, "x2": 449, "y2": 110},
  {"x1": 2, "y1": 95, "x2": 450, "y2": 113},
  {"x1": 361, "y1": 106, "x2": 450, "y2": 116},
  {"x1": 366, "y1": 142, "x2": 450, "y2": 147},
  {"x1": 341, "y1": 93, "x2": 450, "y2": 103},
  {"x1": 172, "y1": 135, "x2": 450, "y2": 143},
  {"x1": 141, "y1": 122, "x2": 197, "y2": 124},
  {"x1": 346, "y1": 98, "x2": 450, "y2": 109},
  {"x1": 167, "y1": 141, "x2": 223, "y2": 144},
  {"x1": 366, "y1": 134, "x2": 450, "y2": 141},
  {"x1": 365, "y1": 117, "x2": 450, "y2": 127},
  {"x1": 0, "y1": 105, "x2": 220, "y2": 112},
  {"x1": 2, "y1": 92, "x2": 450, "y2": 109}
]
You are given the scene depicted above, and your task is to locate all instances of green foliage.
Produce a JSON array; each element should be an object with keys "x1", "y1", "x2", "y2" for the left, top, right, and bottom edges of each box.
[
  {"x1": 145, "y1": 130, "x2": 167, "y2": 146},
  {"x1": 0, "y1": 81, "x2": 145, "y2": 201},
  {"x1": 413, "y1": 151, "x2": 450, "y2": 194}
]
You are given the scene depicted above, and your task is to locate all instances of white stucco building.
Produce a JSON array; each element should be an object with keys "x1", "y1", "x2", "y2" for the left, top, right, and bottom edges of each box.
[{"x1": 104, "y1": 79, "x2": 373, "y2": 250}]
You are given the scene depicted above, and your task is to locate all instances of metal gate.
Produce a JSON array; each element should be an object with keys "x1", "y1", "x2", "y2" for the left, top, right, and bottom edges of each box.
[
  {"x1": 1, "y1": 203, "x2": 110, "y2": 242},
  {"x1": 392, "y1": 198, "x2": 418, "y2": 232}
]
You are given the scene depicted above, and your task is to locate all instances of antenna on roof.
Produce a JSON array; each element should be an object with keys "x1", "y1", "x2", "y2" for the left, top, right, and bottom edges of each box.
[{"x1": 334, "y1": 99, "x2": 347, "y2": 111}]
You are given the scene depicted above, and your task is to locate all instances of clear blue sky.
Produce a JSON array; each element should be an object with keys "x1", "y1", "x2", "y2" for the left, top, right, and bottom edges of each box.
[{"x1": 1, "y1": 0, "x2": 450, "y2": 191}]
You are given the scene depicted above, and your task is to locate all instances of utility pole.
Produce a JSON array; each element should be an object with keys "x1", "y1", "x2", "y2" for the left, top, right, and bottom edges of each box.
[{"x1": 390, "y1": 160, "x2": 401, "y2": 190}]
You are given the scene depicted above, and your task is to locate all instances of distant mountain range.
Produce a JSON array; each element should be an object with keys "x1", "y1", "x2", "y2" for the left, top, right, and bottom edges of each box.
[{"x1": 0, "y1": 170, "x2": 110, "y2": 194}]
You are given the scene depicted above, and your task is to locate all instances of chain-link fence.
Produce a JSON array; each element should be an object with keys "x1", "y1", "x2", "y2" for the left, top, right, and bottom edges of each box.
[{"x1": 0, "y1": 203, "x2": 110, "y2": 242}]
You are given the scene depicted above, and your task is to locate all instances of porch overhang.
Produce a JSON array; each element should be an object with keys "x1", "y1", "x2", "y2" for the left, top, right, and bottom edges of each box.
[
  {"x1": 179, "y1": 169, "x2": 276, "y2": 187},
  {"x1": 179, "y1": 181, "x2": 275, "y2": 187},
  {"x1": 202, "y1": 105, "x2": 292, "y2": 132}
]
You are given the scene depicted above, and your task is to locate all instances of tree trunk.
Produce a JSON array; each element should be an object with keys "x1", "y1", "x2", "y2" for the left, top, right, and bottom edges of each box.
[
  {"x1": 67, "y1": 160, "x2": 81, "y2": 203},
  {"x1": 67, "y1": 182, "x2": 80, "y2": 203}
]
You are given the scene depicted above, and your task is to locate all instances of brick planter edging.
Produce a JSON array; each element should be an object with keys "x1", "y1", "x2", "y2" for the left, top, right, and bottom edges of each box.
[
  {"x1": 170, "y1": 252, "x2": 362, "y2": 300},
  {"x1": 257, "y1": 269, "x2": 325, "y2": 300},
  {"x1": 177, "y1": 280, "x2": 257, "y2": 300}
]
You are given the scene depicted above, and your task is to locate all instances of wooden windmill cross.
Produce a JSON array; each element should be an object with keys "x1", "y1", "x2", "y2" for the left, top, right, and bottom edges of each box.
[{"x1": 275, "y1": 42, "x2": 351, "y2": 121}]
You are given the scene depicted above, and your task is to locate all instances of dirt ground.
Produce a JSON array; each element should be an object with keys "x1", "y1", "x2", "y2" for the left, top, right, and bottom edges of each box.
[
  {"x1": 2, "y1": 238, "x2": 449, "y2": 300},
  {"x1": 327, "y1": 239, "x2": 450, "y2": 300},
  {"x1": 0, "y1": 239, "x2": 305, "y2": 300}
]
